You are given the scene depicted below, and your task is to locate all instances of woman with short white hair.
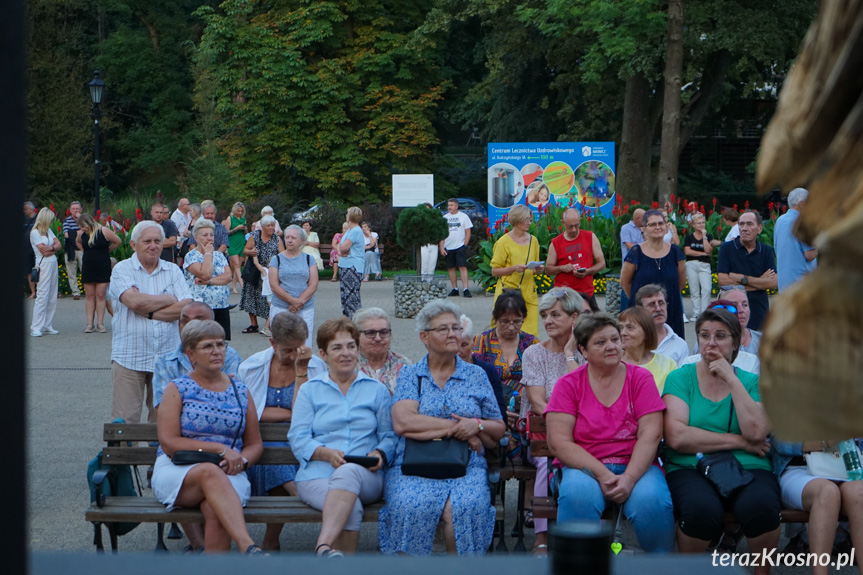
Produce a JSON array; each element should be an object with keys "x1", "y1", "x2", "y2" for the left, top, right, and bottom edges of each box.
[
  {"x1": 354, "y1": 307, "x2": 410, "y2": 394},
  {"x1": 268, "y1": 224, "x2": 318, "y2": 344},
  {"x1": 184, "y1": 218, "x2": 234, "y2": 339},
  {"x1": 253, "y1": 206, "x2": 283, "y2": 236}
]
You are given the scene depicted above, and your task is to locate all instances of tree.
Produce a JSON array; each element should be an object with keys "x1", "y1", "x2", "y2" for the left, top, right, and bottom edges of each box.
[
  {"x1": 395, "y1": 205, "x2": 449, "y2": 275},
  {"x1": 657, "y1": 0, "x2": 684, "y2": 204},
  {"x1": 195, "y1": 0, "x2": 450, "y2": 203}
]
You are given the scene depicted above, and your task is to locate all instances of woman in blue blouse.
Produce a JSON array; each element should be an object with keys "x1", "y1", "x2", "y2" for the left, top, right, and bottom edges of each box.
[
  {"x1": 337, "y1": 207, "x2": 366, "y2": 318},
  {"x1": 288, "y1": 317, "x2": 396, "y2": 556},
  {"x1": 183, "y1": 219, "x2": 234, "y2": 339},
  {"x1": 379, "y1": 300, "x2": 505, "y2": 555}
]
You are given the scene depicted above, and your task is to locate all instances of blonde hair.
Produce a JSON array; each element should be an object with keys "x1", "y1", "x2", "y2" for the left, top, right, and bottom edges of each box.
[
  {"x1": 347, "y1": 206, "x2": 363, "y2": 224},
  {"x1": 231, "y1": 202, "x2": 245, "y2": 218},
  {"x1": 34, "y1": 207, "x2": 55, "y2": 236},
  {"x1": 508, "y1": 204, "x2": 532, "y2": 226},
  {"x1": 77, "y1": 213, "x2": 99, "y2": 247}
]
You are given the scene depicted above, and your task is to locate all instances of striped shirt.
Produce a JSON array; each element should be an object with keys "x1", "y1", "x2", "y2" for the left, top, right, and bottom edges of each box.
[
  {"x1": 62, "y1": 216, "x2": 80, "y2": 237},
  {"x1": 108, "y1": 253, "x2": 193, "y2": 372}
]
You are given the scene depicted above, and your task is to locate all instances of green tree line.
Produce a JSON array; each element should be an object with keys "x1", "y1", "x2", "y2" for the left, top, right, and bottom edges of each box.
[{"x1": 27, "y1": 0, "x2": 816, "y2": 209}]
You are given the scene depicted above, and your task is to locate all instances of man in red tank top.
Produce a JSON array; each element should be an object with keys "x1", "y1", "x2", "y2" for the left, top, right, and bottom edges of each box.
[{"x1": 546, "y1": 208, "x2": 606, "y2": 304}]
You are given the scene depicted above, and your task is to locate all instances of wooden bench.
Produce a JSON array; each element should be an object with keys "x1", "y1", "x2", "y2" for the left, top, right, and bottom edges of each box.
[
  {"x1": 527, "y1": 416, "x2": 817, "y2": 526},
  {"x1": 86, "y1": 422, "x2": 502, "y2": 552}
]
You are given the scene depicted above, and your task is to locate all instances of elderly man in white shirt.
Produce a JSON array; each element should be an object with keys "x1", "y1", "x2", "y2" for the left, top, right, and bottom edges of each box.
[
  {"x1": 634, "y1": 283, "x2": 689, "y2": 366},
  {"x1": 108, "y1": 221, "x2": 193, "y2": 423},
  {"x1": 170, "y1": 198, "x2": 192, "y2": 253}
]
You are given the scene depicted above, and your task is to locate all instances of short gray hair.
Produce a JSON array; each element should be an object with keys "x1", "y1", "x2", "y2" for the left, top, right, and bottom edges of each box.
[
  {"x1": 415, "y1": 300, "x2": 461, "y2": 332},
  {"x1": 24, "y1": 201, "x2": 35, "y2": 210},
  {"x1": 130, "y1": 220, "x2": 165, "y2": 243},
  {"x1": 787, "y1": 188, "x2": 809, "y2": 208},
  {"x1": 189, "y1": 203, "x2": 202, "y2": 219},
  {"x1": 192, "y1": 218, "x2": 215, "y2": 238},
  {"x1": 538, "y1": 286, "x2": 583, "y2": 316},
  {"x1": 181, "y1": 319, "x2": 225, "y2": 351},
  {"x1": 633, "y1": 283, "x2": 668, "y2": 307},
  {"x1": 353, "y1": 307, "x2": 390, "y2": 330},
  {"x1": 459, "y1": 314, "x2": 474, "y2": 340},
  {"x1": 271, "y1": 311, "x2": 309, "y2": 344},
  {"x1": 260, "y1": 205, "x2": 274, "y2": 216},
  {"x1": 259, "y1": 215, "x2": 277, "y2": 228},
  {"x1": 285, "y1": 224, "x2": 307, "y2": 242}
]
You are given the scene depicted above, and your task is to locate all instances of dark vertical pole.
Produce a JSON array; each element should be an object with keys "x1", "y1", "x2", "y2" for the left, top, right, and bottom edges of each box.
[
  {"x1": 94, "y1": 103, "x2": 101, "y2": 213},
  {"x1": 0, "y1": 0, "x2": 28, "y2": 573}
]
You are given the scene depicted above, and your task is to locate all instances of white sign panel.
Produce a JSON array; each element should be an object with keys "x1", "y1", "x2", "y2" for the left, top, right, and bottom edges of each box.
[{"x1": 392, "y1": 174, "x2": 434, "y2": 207}]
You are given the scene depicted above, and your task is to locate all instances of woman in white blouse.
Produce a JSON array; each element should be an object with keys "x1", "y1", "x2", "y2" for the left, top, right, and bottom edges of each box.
[{"x1": 29, "y1": 208, "x2": 61, "y2": 337}]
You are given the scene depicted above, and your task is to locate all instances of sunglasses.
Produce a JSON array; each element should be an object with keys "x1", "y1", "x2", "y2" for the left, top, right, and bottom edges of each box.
[
  {"x1": 710, "y1": 304, "x2": 738, "y2": 315},
  {"x1": 720, "y1": 285, "x2": 746, "y2": 291}
]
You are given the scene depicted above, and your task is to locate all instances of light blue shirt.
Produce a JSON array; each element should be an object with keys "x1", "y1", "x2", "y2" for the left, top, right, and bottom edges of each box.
[
  {"x1": 153, "y1": 343, "x2": 243, "y2": 407},
  {"x1": 774, "y1": 209, "x2": 816, "y2": 291},
  {"x1": 620, "y1": 221, "x2": 644, "y2": 261},
  {"x1": 288, "y1": 371, "x2": 396, "y2": 482},
  {"x1": 337, "y1": 226, "x2": 365, "y2": 274}
]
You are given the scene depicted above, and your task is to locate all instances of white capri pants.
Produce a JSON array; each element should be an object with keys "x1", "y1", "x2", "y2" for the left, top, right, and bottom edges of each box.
[
  {"x1": 685, "y1": 260, "x2": 713, "y2": 318},
  {"x1": 421, "y1": 244, "x2": 438, "y2": 275},
  {"x1": 296, "y1": 463, "x2": 384, "y2": 531}
]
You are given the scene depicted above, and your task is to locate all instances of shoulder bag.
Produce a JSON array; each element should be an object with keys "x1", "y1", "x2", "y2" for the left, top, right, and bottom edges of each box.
[
  {"x1": 401, "y1": 375, "x2": 470, "y2": 479},
  {"x1": 31, "y1": 256, "x2": 43, "y2": 283},
  {"x1": 172, "y1": 378, "x2": 245, "y2": 466},
  {"x1": 241, "y1": 231, "x2": 262, "y2": 285},
  {"x1": 695, "y1": 401, "x2": 754, "y2": 498}
]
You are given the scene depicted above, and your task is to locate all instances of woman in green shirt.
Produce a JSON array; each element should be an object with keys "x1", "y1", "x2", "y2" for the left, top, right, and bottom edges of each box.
[
  {"x1": 663, "y1": 308, "x2": 780, "y2": 574},
  {"x1": 224, "y1": 202, "x2": 247, "y2": 293}
]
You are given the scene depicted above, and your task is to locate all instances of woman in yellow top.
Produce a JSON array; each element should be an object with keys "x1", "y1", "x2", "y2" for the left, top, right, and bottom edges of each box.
[
  {"x1": 619, "y1": 306, "x2": 678, "y2": 394},
  {"x1": 490, "y1": 205, "x2": 543, "y2": 336}
]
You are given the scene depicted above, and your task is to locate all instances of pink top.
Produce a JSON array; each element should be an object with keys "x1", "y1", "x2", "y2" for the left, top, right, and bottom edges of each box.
[{"x1": 544, "y1": 363, "x2": 665, "y2": 465}]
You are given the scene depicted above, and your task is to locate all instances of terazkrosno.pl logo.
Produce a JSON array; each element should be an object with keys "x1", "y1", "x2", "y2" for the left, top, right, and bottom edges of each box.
[{"x1": 582, "y1": 146, "x2": 592, "y2": 157}]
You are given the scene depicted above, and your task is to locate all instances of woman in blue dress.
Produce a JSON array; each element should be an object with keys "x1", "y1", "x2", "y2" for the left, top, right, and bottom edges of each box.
[
  {"x1": 620, "y1": 209, "x2": 687, "y2": 338},
  {"x1": 379, "y1": 300, "x2": 505, "y2": 555},
  {"x1": 151, "y1": 319, "x2": 265, "y2": 554}
]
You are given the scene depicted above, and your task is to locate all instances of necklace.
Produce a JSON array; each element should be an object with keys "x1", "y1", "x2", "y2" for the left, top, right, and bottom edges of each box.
[{"x1": 654, "y1": 256, "x2": 662, "y2": 270}]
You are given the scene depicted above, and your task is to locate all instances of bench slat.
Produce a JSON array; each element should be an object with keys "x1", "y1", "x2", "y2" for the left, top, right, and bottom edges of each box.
[
  {"x1": 104, "y1": 423, "x2": 291, "y2": 443},
  {"x1": 102, "y1": 446, "x2": 300, "y2": 466}
]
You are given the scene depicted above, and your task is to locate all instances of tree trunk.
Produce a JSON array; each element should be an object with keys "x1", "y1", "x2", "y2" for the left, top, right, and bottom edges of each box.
[
  {"x1": 680, "y1": 49, "x2": 732, "y2": 150},
  {"x1": 618, "y1": 72, "x2": 654, "y2": 206},
  {"x1": 657, "y1": 0, "x2": 684, "y2": 206},
  {"x1": 416, "y1": 244, "x2": 422, "y2": 276}
]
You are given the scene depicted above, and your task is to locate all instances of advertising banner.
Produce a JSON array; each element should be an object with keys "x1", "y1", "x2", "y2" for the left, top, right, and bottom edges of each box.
[{"x1": 487, "y1": 142, "x2": 616, "y2": 229}]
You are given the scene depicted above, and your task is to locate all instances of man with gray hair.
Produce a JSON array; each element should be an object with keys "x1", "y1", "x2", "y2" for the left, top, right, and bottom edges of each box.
[
  {"x1": 774, "y1": 188, "x2": 817, "y2": 291},
  {"x1": 108, "y1": 221, "x2": 193, "y2": 423},
  {"x1": 188, "y1": 200, "x2": 229, "y2": 254},
  {"x1": 634, "y1": 283, "x2": 689, "y2": 365},
  {"x1": 62, "y1": 200, "x2": 84, "y2": 299}
]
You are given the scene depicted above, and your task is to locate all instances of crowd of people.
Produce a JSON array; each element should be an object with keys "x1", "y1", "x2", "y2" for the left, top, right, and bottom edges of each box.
[{"x1": 25, "y1": 190, "x2": 859, "y2": 570}]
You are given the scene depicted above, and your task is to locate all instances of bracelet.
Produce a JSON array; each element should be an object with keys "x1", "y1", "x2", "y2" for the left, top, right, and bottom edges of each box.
[
  {"x1": 218, "y1": 446, "x2": 227, "y2": 458},
  {"x1": 296, "y1": 372, "x2": 308, "y2": 378},
  {"x1": 565, "y1": 356, "x2": 577, "y2": 362}
]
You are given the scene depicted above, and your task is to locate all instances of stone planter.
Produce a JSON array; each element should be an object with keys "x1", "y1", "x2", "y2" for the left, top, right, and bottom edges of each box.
[
  {"x1": 394, "y1": 275, "x2": 450, "y2": 318},
  {"x1": 605, "y1": 274, "x2": 621, "y2": 316}
]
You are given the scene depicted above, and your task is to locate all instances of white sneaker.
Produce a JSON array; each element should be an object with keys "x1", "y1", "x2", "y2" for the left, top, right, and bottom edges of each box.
[
  {"x1": 30, "y1": 331, "x2": 42, "y2": 337},
  {"x1": 683, "y1": 315, "x2": 690, "y2": 323},
  {"x1": 42, "y1": 328, "x2": 60, "y2": 335}
]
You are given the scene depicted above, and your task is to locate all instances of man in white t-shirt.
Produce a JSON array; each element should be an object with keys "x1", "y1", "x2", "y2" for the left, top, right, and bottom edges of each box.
[
  {"x1": 634, "y1": 284, "x2": 689, "y2": 365},
  {"x1": 439, "y1": 198, "x2": 473, "y2": 298},
  {"x1": 170, "y1": 198, "x2": 192, "y2": 255}
]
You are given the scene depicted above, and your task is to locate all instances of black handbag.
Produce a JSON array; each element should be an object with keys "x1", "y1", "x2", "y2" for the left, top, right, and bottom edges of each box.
[
  {"x1": 241, "y1": 257, "x2": 260, "y2": 285},
  {"x1": 31, "y1": 257, "x2": 42, "y2": 283},
  {"x1": 696, "y1": 402, "x2": 754, "y2": 498},
  {"x1": 172, "y1": 378, "x2": 245, "y2": 466},
  {"x1": 401, "y1": 375, "x2": 470, "y2": 479}
]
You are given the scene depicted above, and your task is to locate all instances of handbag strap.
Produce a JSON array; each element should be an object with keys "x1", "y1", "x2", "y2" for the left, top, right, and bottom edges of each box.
[
  {"x1": 727, "y1": 366, "x2": 738, "y2": 433},
  {"x1": 228, "y1": 377, "x2": 244, "y2": 450},
  {"x1": 516, "y1": 236, "x2": 532, "y2": 287}
]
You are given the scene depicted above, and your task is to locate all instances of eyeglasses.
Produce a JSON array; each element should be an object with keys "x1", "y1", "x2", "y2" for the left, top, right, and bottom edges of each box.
[
  {"x1": 698, "y1": 331, "x2": 730, "y2": 344},
  {"x1": 425, "y1": 325, "x2": 464, "y2": 335},
  {"x1": 720, "y1": 285, "x2": 746, "y2": 291},
  {"x1": 643, "y1": 221, "x2": 665, "y2": 229},
  {"x1": 710, "y1": 304, "x2": 738, "y2": 315},
  {"x1": 564, "y1": 224, "x2": 580, "y2": 229},
  {"x1": 640, "y1": 300, "x2": 667, "y2": 309},
  {"x1": 497, "y1": 319, "x2": 524, "y2": 328},
  {"x1": 361, "y1": 328, "x2": 392, "y2": 339},
  {"x1": 196, "y1": 341, "x2": 227, "y2": 353}
]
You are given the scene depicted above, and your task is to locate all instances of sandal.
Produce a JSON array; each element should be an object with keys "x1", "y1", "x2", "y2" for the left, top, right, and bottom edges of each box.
[
  {"x1": 315, "y1": 543, "x2": 343, "y2": 558},
  {"x1": 84, "y1": 325, "x2": 94, "y2": 333},
  {"x1": 330, "y1": 278, "x2": 338, "y2": 282},
  {"x1": 533, "y1": 544, "x2": 548, "y2": 556},
  {"x1": 524, "y1": 510, "x2": 535, "y2": 528},
  {"x1": 242, "y1": 325, "x2": 259, "y2": 334},
  {"x1": 259, "y1": 328, "x2": 272, "y2": 337},
  {"x1": 97, "y1": 324, "x2": 107, "y2": 333},
  {"x1": 245, "y1": 544, "x2": 269, "y2": 556}
]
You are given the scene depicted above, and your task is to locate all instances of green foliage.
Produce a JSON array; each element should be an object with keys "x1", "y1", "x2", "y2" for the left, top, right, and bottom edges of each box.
[
  {"x1": 195, "y1": 0, "x2": 450, "y2": 203},
  {"x1": 395, "y1": 205, "x2": 449, "y2": 274}
]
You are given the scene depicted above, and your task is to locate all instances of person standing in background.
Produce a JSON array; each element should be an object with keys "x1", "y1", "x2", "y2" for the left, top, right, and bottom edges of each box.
[
  {"x1": 29, "y1": 208, "x2": 61, "y2": 336},
  {"x1": 420, "y1": 204, "x2": 439, "y2": 276},
  {"x1": 440, "y1": 198, "x2": 473, "y2": 298},
  {"x1": 62, "y1": 201, "x2": 84, "y2": 300},
  {"x1": 224, "y1": 202, "x2": 248, "y2": 294},
  {"x1": 23, "y1": 201, "x2": 37, "y2": 298},
  {"x1": 337, "y1": 207, "x2": 366, "y2": 318},
  {"x1": 545, "y1": 207, "x2": 606, "y2": 311},
  {"x1": 171, "y1": 198, "x2": 192, "y2": 264},
  {"x1": 619, "y1": 208, "x2": 645, "y2": 311},
  {"x1": 77, "y1": 213, "x2": 121, "y2": 333},
  {"x1": 150, "y1": 202, "x2": 178, "y2": 263},
  {"x1": 722, "y1": 207, "x2": 741, "y2": 243},
  {"x1": 775, "y1": 188, "x2": 817, "y2": 291},
  {"x1": 682, "y1": 212, "x2": 721, "y2": 321}
]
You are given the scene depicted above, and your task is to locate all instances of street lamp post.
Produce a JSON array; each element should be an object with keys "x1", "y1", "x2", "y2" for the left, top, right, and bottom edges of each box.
[{"x1": 88, "y1": 70, "x2": 105, "y2": 214}]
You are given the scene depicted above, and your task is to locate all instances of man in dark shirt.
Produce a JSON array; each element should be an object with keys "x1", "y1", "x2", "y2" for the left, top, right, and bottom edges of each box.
[
  {"x1": 24, "y1": 201, "x2": 37, "y2": 297},
  {"x1": 150, "y1": 202, "x2": 178, "y2": 262},
  {"x1": 717, "y1": 210, "x2": 777, "y2": 331}
]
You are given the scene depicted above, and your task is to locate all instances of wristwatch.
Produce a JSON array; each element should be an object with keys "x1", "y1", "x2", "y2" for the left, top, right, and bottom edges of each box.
[
  {"x1": 242, "y1": 457, "x2": 249, "y2": 471},
  {"x1": 147, "y1": 311, "x2": 154, "y2": 320},
  {"x1": 740, "y1": 275, "x2": 748, "y2": 286},
  {"x1": 476, "y1": 418, "x2": 484, "y2": 431}
]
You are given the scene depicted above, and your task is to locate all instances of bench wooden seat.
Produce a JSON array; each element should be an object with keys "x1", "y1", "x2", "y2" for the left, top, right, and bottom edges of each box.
[{"x1": 87, "y1": 421, "x2": 502, "y2": 553}]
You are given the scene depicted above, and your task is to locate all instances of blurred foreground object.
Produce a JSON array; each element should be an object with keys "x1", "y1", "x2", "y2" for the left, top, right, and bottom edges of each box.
[{"x1": 756, "y1": 0, "x2": 863, "y2": 440}]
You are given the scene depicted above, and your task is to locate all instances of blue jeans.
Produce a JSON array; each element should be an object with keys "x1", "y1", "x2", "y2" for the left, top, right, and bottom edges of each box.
[{"x1": 557, "y1": 464, "x2": 675, "y2": 553}]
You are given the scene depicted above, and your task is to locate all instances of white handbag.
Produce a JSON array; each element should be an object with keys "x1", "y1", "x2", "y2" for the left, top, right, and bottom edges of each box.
[{"x1": 804, "y1": 449, "x2": 860, "y2": 481}]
